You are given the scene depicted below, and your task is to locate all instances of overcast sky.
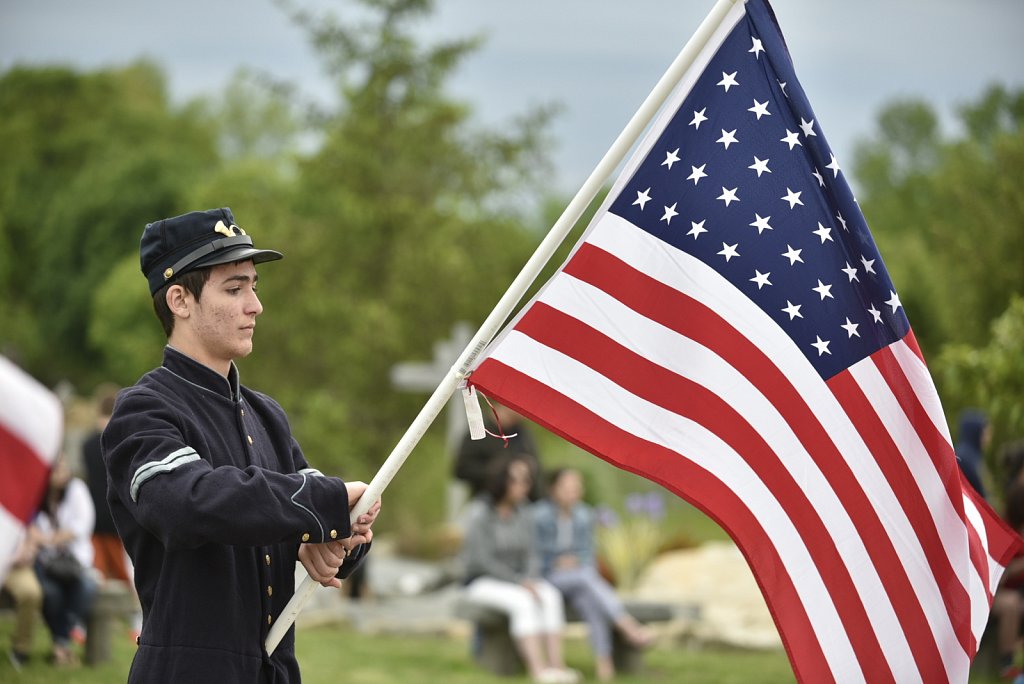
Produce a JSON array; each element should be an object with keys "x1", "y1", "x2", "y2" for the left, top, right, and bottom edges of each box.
[{"x1": 2, "y1": 0, "x2": 1022, "y2": 194}]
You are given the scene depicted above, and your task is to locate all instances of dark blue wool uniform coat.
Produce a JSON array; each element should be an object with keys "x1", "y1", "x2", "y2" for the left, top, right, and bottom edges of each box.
[{"x1": 103, "y1": 347, "x2": 366, "y2": 683}]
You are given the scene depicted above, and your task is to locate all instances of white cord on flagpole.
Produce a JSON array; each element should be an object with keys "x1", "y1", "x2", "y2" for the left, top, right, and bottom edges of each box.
[{"x1": 265, "y1": 0, "x2": 741, "y2": 656}]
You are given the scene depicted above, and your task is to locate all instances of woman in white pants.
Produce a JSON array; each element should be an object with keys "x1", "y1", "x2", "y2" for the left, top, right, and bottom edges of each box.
[{"x1": 461, "y1": 454, "x2": 579, "y2": 684}]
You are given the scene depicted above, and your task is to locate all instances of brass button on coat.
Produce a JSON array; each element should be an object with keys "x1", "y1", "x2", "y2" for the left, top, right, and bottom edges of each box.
[
  {"x1": 301, "y1": 533, "x2": 310, "y2": 542},
  {"x1": 330, "y1": 529, "x2": 338, "y2": 540}
]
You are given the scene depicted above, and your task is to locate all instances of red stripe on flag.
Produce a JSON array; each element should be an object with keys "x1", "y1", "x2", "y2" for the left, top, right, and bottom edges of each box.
[
  {"x1": 828, "y1": 368, "x2": 970, "y2": 659},
  {"x1": 871, "y1": 348, "x2": 992, "y2": 603},
  {"x1": 903, "y1": 330, "x2": 926, "y2": 366},
  {"x1": 515, "y1": 301, "x2": 901, "y2": 680},
  {"x1": 0, "y1": 423, "x2": 50, "y2": 523},
  {"x1": 963, "y1": 480, "x2": 1022, "y2": 567},
  {"x1": 470, "y1": 358, "x2": 837, "y2": 684}
]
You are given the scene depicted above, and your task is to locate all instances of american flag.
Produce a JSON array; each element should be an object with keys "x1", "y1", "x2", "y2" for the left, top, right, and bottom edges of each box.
[
  {"x1": 0, "y1": 356, "x2": 62, "y2": 583},
  {"x1": 466, "y1": 0, "x2": 1022, "y2": 681}
]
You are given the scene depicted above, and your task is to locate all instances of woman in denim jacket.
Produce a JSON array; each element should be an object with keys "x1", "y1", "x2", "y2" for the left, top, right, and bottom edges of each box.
[{"x1": 533, "y1": 468, "x2": 653, "y2": 681}]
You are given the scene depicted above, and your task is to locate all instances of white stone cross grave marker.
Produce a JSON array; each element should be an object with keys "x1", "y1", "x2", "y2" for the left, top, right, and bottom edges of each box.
[{"x1": 389, "y1": 321, "x2": 473, "y2": 522}]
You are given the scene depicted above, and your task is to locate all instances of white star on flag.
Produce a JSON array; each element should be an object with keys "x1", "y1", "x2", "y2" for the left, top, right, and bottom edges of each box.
[
  {"x1": 749, "y1": 156, "x2": 771, "y2": 177},
  {"x1": 662, "y1": 148, "x2": 681, "y2": 169},
  {"x1": 782, "y1": 300, "x2": 803, "y2": 319},
  {"x1": 811, "y1": 335, "x2": 831, "y2": 356},
  {"x1": 687, "y1": 164, "x2": 708, "y2": 185},
  {"x1": 781, "y1": 244, "x2": 803, "y2": 265},
  {"x1": 633, "y1": 187, "x2": 652, "y2": 210},
  {"x1": 750, "y1": 213, "x2": 773, "y2": 234},
  {"x1": 885, "y1": 289, "x2": 902, "y2": 313},
  {"x1": 717, "y1": 187, "x2": 740, "y2": 206},
  {"x1": 750, "y1": 270, "x2": 772, "y2": 289},
  {"x1": 717, "y1": 129, "x2": 739, "y2": 149},
  {"x1": 717, "y1": 242, "x2": 740, "y2": 261},
  {"x1": 780, "y1": 129, "x2": 802, "y2": 149},
  {"x1": 826, "y1": 153, "x2": 842, "y2": 177},
  {"x1": 717, "y1": 71, "x2": 739, "y2": 91},
  {"x1": 812, "y1": 279, "x2": 834, "y2": 300},
  {"x1": 749, "y1": 99, "x2": 771, "y2": 119},
  {"x1": 689, "y1": 107, "x2": 708, "y2": 129},
  {"x1": 781, "y1": 188, "x2": 803, "y2": 208},
  {"x1": 812, "y1": 222, "x2": 833, "y2": 243},
  {"x1": 660, "y1": 202, "x2": 679, "y2": 224}
]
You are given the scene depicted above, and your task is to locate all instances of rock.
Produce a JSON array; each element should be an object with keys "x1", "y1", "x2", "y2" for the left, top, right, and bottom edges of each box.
[{"x1": 631, "y1": 541, "x2": 781, "y2": 649}]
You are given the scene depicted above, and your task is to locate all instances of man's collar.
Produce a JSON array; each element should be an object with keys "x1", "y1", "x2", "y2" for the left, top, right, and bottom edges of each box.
[{"x1": 163, "y1": 345, "x2": 241, "y2": 401}]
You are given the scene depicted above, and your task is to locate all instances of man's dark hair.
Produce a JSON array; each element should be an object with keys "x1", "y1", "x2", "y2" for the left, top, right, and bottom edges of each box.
[{"x1": 152, "y1": 269, "x2": 211, "y2": 337}]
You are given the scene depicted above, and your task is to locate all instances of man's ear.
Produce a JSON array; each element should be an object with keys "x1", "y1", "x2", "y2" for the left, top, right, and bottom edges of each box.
[{"x1": 166, "y1": 284, "x2": 191, "y2": 319}]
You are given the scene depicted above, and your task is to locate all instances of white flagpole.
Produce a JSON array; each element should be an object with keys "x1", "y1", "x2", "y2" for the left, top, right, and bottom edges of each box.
[{"x1": 265, "y1": 0, "x2": 741, "y2": 655}]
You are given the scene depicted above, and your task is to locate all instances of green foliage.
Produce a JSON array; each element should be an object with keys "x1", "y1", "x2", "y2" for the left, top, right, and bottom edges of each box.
[
  {"x1": 87, "y1": 256, "x2": 164, "y2": 386},
  {"x1": 0, "y1": 61, "x2": 219, "y2": 384},
  {"x1": 241, "y1": 0, "x2": 557, "y2": 489},
  {"x1": 936, "y1": 297, "x2": 1024, "y2": 482},
  {"x1": 855, "y1": 85, "x2": 1024, "y2": 358}
]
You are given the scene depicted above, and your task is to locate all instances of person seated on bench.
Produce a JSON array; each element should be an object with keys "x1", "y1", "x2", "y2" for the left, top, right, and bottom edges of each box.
[
  {"x1": 461, "y1": 454, "x2": 580, "y2": 684},
  {"x1": 534, "y1": 468, "x2": 654, "y2": 681},
  {"x1": 33, "y1": 456, "x2": 97, "y2": 667},
  {"x1": 3, "y1": 531, "x2": 44, "y2": 670}
]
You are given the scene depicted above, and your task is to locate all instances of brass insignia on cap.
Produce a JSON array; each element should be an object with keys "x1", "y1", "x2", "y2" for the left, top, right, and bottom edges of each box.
[
  {"x1": 213, "y1": 220, "x2": 236, "y2": 237},
  {"x1": 164, "y1": 267, "x2": 174, "y2": 279},
  {"x1": 213, "y1": 220, "x2": 247, "y2": 237}
]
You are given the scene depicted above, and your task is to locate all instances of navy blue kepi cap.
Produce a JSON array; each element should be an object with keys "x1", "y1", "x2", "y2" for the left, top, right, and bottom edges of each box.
[{"x1": 140, "y1": 208, "x2": 283, "y2": 295}]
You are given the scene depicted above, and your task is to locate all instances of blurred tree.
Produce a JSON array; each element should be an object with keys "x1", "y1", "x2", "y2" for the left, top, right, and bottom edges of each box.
[
  {"x1": 250, "y1": 0, "x2": 556, "y2": 492},
  {"x1": 936, "y1": 297, "x2": 1024, "y2": 493},
  {"x1": 854, "y1": 85, "x2": 1024, "y2": 360},
  {"x1": 0, "y1": 61, "x2": 219, "y2": 384}
]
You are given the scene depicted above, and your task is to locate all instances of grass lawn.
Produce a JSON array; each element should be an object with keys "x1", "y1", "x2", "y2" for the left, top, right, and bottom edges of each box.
[
  {"x1": 0, "y1": 615, "x2": 796, "y2": 682},
  {"x1": 0, "y1": 614, "x2": 1008, "y2": 683}
]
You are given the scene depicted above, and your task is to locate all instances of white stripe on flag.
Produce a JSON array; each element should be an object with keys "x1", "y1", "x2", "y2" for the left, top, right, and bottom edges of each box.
[
  {"x1": 890, "y1": 340, "x2": 953, "y2": 445},
  {"x1": 0, "y1": 356, "x2": 62, "y2": 466},
  {"x1": 489, "y1": 329, "x2": 865, "y2": 682}
]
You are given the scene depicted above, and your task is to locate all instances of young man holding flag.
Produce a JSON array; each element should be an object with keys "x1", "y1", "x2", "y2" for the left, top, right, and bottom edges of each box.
[{"x1": 102, "y1": 208, "x2": 381, "y2": 683}]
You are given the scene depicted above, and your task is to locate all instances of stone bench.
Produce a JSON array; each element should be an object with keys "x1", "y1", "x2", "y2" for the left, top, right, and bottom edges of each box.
[
  {"x1": 453, "y1": 596, "x2": 676, "y2": 676},
  {"x1": 85, "y1": 580, "x2": 138, "y2": 665},
  {"x1": 1, "y1": 576, "x2": 137, "y2": 665}
]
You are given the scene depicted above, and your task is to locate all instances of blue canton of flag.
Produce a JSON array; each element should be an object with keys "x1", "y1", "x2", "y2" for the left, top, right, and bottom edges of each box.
[{"x1": 609, "y1": 0, "x2": 909, "y2": 379}]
